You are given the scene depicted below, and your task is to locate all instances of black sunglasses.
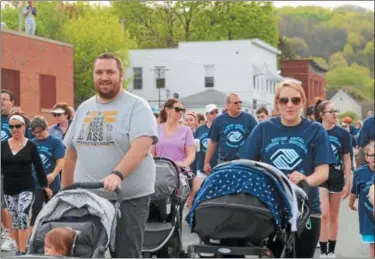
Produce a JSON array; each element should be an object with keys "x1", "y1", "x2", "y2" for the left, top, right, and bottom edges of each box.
[
  {"x1": 174, "y1": 107, "x2": 186, "y2": 113},
  {"x1": 53, "y1": 113, "x2": 66, "y2": 117},
  {"x1": 209, "y1": 110, "x2": 219, "y2": 115},
  {"x1": 9, "y1": 124, "x2": 23, "y2": 129},
  {"x1": 278, "y1": 97, "x2": 302, "y2": 106},
  {"x1": 323, "y1": 109, "x2": 340, "y2": 114}
]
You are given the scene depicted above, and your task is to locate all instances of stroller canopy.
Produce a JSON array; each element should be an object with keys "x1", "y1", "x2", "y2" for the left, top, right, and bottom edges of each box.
[
  {"x1": 186, "y1": 160, "x2": 304, "y2": 232},
  {"x1": 152, "y1": 157, "x2": 180, "y2": 201},
  {"x1": 29, "y1": 189, "x2": 118, "y2": 251}
]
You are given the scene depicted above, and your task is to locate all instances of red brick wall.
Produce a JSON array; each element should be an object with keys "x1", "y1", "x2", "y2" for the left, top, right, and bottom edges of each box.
[
  {"x1": 280, "y1": 60, "x2": 327, "y2": 107},
  {"x1": 1, "y1": 30, "x2": 74, "y2": 124}
]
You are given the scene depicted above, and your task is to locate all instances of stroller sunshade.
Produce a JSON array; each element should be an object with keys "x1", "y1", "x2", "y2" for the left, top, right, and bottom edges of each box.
[
  {"x1": 143, "y1": 222, "x2": 174, "y2": 251},
  {"x1": 30, "y1": 215, "x2": 105, "y2": 258},
  {"x1": 194, "y1": 193, "x2": 276, "y2": 245}
]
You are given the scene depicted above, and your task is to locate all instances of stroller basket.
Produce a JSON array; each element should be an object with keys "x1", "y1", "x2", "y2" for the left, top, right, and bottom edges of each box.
[{"x1": 194, "y1": 193, "x2": 276, "y2": 245}]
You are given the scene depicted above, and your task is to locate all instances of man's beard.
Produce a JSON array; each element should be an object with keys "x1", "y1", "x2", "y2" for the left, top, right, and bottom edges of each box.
[{"x1": 95, "y1": 81, "x2": 122, "y2": 100}]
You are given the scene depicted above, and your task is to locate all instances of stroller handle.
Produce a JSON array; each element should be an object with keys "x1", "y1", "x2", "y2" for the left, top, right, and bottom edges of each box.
[{"x1": 62, "y1": 182, "x2": 122, "y2": 202}]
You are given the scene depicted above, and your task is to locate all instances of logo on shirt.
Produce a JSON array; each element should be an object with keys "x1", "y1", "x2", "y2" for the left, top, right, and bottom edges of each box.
[
  {"x1": 224, "y1": 124, "x2": 246, "y2": 149},
  {"x1": 271, "y1": 149, "x2": 303, "y2": 170},
  {"x1": 76, "y1": 110, "x2": 118, "y2": 146},
  {"x1": 1, "y1": 130, "x2": 8, "y2": 141},
  {"x1": 329, "y1": 136, "x2": 341, "y2": 162},
  {"x1": 36, "y1": 145, "x2": 53, "y2": 171}
]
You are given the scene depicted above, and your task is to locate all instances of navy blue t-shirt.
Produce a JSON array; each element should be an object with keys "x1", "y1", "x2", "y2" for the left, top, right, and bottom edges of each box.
[
  {"x1": 32, "y1": 135, "x2": 65, "y2": 192},
  {"x1": 239, "y1": 117, "x2": 336, "y2": 214},
  {"x1": 209, "y1": 112, "x2": 257, "y2": 161},
  {"x1": 351, "y1": 165, "x2": 374, "y2": 236},
  {"x1": 327, "y1": 126, "x2": 352, "y2": 167},
  {"x1": 359, "y1": 115, "x2": 374, "y2": 148},
  {"x1": 195, "y1": 124, "x2": 218, "y2": 172},
  {"x1": 1, "y1": 115, "x2": 11, "y2": 142}
]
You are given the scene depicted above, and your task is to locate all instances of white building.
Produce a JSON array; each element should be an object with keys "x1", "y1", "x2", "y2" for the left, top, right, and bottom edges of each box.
[{"x1": 125, "y1": 39, "x2": 284, "y2": 114}]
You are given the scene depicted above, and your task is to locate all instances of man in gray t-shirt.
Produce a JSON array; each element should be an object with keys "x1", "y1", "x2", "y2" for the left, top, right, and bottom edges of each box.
[{"x1": 62, "y1": 53, "x2": 158, "y2": 258}]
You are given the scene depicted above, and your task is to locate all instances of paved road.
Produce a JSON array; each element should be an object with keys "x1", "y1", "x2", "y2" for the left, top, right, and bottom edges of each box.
[{"x1": 0, "y1": 201, "x2": 369, "y2": 258}]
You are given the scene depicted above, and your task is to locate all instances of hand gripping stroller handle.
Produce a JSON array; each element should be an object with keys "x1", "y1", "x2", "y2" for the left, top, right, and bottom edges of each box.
[{"x1": 62, "y1": 182, "x2": 122, "y2": 201}]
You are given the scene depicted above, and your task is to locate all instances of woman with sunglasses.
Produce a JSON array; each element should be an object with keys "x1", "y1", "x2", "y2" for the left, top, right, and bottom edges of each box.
[
  {"x1": 239, "y1": 80, "x2": 336, "y2": 258},
  {"x1": 314, "y1": 99, "x2": 353, "y2": 258},
  {"x1": 1, "y1": 114, "x2": 52, "y2": 255},
  {"x1": 152, "y1": 98, "x2": 196, "y2": 170},
  {"x1": 49, "y1": 103, "x2": 73, "y2": 141}
]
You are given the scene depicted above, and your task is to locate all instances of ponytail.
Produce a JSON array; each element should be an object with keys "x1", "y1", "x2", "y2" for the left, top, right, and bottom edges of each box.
[
  {"x1": 314, "y1": 98, "x2": 332, "y2": 123},
  {"x1": 159, "y1": 108, "x2": 167, "y2": 124}
]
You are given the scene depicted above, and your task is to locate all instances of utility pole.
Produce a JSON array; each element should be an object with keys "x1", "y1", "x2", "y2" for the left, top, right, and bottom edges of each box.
[{"x1": 151, "y1": 66, "x2": 168, "y2": 108}]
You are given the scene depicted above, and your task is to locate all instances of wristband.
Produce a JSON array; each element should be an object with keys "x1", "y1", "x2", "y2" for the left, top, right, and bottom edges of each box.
[{"x1": 111, "y1": 170, "x2": 124, "y2": 181}]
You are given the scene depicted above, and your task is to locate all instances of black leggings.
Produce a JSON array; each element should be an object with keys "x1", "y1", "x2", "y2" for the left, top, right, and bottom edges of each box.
[
  {"x1": 268, "y1": 215, "x2": 321, "y2": 258},
  {"x1": 30, "y1": 189, "x2": 55, "y2": 226}
]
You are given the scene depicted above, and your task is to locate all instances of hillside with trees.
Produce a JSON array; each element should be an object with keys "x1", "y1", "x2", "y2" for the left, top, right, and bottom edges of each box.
[{"x1": 276, "y1": 5, "x2": 374, "y2": 100}]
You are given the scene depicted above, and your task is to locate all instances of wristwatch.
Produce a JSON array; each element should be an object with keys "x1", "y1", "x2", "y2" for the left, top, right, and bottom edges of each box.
[{"x1": 111, "y1": 170, "x2": 124, "y2": 181}]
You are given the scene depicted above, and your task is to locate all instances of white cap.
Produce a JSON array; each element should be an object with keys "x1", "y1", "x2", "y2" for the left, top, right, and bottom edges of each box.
[
  {"x1": 205, "y1": 104, "x2": 218, "y2": 113},
  {"x1": 51, "y1": 108, "x2": 66, "y2": 114}
]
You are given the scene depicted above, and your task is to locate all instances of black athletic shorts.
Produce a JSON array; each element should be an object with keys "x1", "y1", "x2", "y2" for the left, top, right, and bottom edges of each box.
[{"x1": 319, "y1": 168, "x2": 345, "y2": 193}]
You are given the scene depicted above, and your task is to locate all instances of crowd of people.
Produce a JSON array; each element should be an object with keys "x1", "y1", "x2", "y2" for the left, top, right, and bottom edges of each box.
[{"x1": 1, "y1": 52, "x2": 374, "y2": 258}]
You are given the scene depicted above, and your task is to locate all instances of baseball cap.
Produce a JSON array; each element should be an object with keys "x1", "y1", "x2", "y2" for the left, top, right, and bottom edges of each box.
[
  {"x1": 51, "y1": 108, "x2": 66, "y2": 114},
  {"x1": 205, "y1": 104, "x2": 218, "y2": 113}
]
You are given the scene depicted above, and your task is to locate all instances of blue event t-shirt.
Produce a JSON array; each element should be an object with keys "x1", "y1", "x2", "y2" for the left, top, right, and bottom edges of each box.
[
  {"x1": 327, "y1": 126, "x2": 352, "y2": 167},
  {"x1": 239, "y1": 117, "x2": 336, "y2": 214},
  {"x1": 359, "y1": 115, "x2": 374, "y2": 148},
  {"x1": 32, "y1": 135, "x2": 65, "y2": 192},
  {"x1": 195, "y1": 124, "x2": 218, "y2": 172},
  {"x1": 209, "y1": 112, "x2": 257, "y2": 161},
  {"x1": 351, "y1": 165, "x2": 375, "y2": 236}
]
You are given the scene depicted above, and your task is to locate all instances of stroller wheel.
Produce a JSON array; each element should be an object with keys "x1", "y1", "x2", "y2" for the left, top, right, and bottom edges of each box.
[{"x1": 187, "y1": 245, "x2": 199, "y2": 258}]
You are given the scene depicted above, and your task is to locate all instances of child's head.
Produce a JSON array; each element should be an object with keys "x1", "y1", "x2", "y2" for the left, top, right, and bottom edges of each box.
[
  {"x1": 365, "y1": 141, "x2": 375, "y2": 167},
  {"x1": 44, "y1": 227, "x2": 75, "y2": 256}
]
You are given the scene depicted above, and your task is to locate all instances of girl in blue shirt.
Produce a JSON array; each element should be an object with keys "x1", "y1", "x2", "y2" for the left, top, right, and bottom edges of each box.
[
  {"x1": 239, "y1": 80, "x2": 336, "y2": 258},
  {"x1": 314, "y1": 99, "x2": 353, "y2": 257},
  {"x1": 349, "y1": 141, "x2": 374, "y2": 258}
]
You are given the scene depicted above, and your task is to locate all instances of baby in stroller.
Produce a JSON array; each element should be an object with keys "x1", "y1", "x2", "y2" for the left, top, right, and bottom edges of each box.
[
  {"x1": 44, "y1": 228, "x2": 75, "y2": 257},
  {"x1": 186, "y1": 160, "x2": 310, "y2": 258}
]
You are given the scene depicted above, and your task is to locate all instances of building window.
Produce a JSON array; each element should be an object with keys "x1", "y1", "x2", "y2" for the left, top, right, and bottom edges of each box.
[
  {"x1": 155, "y1": 66, "x2": 166, "y2": 89},
  {"x1": 1, "y1": 68, "x2": 20, "y2": 106},
  {"x1": 40, "y1": 74, "x2": 56, "y2": 109},
  {"x1": 133, "y1": 67, "x2": 143, "y2": 90},
  {"x1": 204, "y1": 65, "x2": 214, "y2": 88}
]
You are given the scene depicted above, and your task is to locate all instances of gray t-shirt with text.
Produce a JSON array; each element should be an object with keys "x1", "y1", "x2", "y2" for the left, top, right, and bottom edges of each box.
[{"x1": 64, "y1": 90, "x2": 158, "y2": 201}]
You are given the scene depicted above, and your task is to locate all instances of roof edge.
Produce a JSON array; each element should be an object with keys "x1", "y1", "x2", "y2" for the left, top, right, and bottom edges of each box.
[{"x1": 1, "y1": 29, "x2": 73, "y2": 48}]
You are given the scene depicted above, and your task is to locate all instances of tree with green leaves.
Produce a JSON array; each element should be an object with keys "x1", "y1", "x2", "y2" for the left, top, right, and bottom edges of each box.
[
  {"x1": 63, "y1": 6, "x2": 135, "y2": 104},
  {"x1": 329, "y1": 52, "x2": 349, "y2": 70}
]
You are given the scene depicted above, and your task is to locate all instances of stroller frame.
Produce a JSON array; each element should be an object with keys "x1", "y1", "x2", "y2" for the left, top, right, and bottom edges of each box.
[
  {"x1": 142, "y1": 157, "x2": 191, "y2": 258},
  {"x1": 187, "y1": 160, "x2": 311, "y2": 258}
]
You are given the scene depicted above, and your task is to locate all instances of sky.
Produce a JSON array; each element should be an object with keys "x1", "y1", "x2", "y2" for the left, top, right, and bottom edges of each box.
[{"x1": 90, "y1": 1, "x2": 374, "y2": 11}]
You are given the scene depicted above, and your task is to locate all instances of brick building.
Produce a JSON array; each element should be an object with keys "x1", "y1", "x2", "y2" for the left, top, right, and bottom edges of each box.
[
  {"x1": 280, "y1": 59, "x2": 328, "y2": 107},
  {"x1": 1, "y1": 29, "x2": 74, "y2": 122}
]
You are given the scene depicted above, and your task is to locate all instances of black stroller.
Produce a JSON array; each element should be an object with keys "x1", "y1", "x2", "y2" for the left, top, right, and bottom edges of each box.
[
  {"x1": 186, "y1": 160, "x2": 310, "y2": 258},
  {"x1": 142, "y1": 157, "x2": 192, "y2": 258},
  {"x1": 26, "y1": 182, "x2": 121, "y2": 258}
]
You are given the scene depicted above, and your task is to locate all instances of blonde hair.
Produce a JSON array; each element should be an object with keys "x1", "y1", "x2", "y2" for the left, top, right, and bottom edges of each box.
[
  {"x1": 365, "y1": 141, "x2": 375, "y2": 154},
  {"x1": 273, "y1": 80, "x2": 307, "y2": 116}
]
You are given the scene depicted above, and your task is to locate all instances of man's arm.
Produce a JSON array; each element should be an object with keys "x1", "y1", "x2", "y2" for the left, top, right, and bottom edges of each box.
[
  {"x1": 113, "y1": 136, "x2": 153, "y2": 178},
  {"x1": 61, "y1": 147, "x2": 77, "y2": 189}
]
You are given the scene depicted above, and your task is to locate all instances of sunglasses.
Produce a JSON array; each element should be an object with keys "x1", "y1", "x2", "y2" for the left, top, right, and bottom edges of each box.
[
  {"x1": 174, "y1": 107, "x2": 186, "y2": 113},
  {"x1": 53, "y1": 113, "x2": 66, "y2": 117},
  {"x1": 323, "y1": 109, "x2": 340, "y2": 114},
  {"x1": 9, "y1": 124, "x2": 23, "y2": 129},
  {"x1": 278, "y1": 97, "x2": 302, "y2": 106},
  {"x1": 209, "y1": 110, "x2": 219, "y2": 115}
]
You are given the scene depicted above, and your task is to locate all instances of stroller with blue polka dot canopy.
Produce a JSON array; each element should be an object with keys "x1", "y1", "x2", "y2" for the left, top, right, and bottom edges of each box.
[{"x1": 186, "y1": 160, "x2": 311, "y2": 258}]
